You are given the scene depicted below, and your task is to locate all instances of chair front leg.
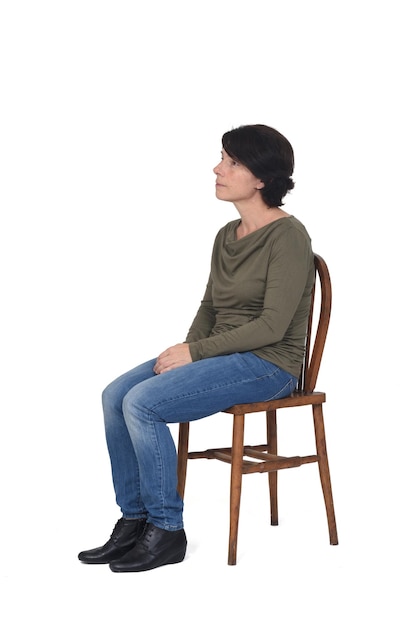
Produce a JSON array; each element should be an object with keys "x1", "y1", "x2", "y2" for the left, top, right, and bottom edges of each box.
[
  {"x1": 228, "y1": 413, "x2": 245, "y2": 565},
  {"x1": 177, "y1": 422, "x2": 190, "y2": 500}
]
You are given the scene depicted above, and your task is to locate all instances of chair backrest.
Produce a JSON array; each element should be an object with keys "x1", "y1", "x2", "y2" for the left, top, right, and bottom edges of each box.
[{"x1": 297, "y1": 253, "x2": 332, "y2": 394}]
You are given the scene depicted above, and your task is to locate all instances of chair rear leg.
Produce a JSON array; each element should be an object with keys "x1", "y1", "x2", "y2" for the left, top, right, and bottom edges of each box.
[
  {"x1": 312, "y1": 404, "x2": 338, "y2": 545},
  {"x1": 228, "y1": 413, "x2": 245, "y2": 565},
  {"x1": 266, "y1": 410, "x2": 278, "y2": 525},
  {"x1": 177, "y1": 422, "x2": 190, "y2": 500}
]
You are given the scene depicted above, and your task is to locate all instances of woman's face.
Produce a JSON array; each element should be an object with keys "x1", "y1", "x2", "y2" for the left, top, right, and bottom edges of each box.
[{"x1": 213, "y1": 149, "x2": 264, "y2": 204}]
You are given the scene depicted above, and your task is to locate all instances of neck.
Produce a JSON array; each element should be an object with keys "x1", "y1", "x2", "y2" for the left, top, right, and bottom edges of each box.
[{"x1": 234, "y1": 203, "x2": 290, "y2": 238}]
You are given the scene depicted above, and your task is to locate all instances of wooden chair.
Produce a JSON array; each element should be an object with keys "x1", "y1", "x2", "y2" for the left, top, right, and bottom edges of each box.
[{"x1": 177, "y1": 253, "x2": 338, "y2": 565}]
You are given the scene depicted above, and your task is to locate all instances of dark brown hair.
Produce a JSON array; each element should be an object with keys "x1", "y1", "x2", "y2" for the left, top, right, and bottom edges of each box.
[{"x1": 222, "y1": 124, "x2": 295, "y2": 207}]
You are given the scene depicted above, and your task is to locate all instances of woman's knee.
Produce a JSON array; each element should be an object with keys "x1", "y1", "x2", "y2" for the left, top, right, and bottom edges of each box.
[
  {"x1": 102, "y1": 378, "x2": 124, "y2": 415},
  {"x1": 122, "y1": 387, "x2": 143, "y2": 423},
  {"x1": 122, "y1": 384, "x2": 162, "y2": 428}
]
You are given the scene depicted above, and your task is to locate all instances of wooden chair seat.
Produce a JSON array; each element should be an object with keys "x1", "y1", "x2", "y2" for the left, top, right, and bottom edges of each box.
[{"x1": 177, "y1": 254, "x2": 338, "y2": 565}]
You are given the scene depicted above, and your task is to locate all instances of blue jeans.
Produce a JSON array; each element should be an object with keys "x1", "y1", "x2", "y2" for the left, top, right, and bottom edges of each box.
[{"x1": 102, "y1": 352, "x2": 297, "y2": 531}]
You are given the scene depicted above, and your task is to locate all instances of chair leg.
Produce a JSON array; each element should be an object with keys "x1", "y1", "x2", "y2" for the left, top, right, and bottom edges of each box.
[
  {"x1": 266, "y1": 409, "x2": 278, "y2": 525},
  {"x1": 177, "y1": 422, "x2": 190, "y2": 500},
  {"x1": 312, "y1": 404, "x2": 339, "y2": 545},
  {"x1": 228, "y1": 413, "x2": 245, "y2": 565}
]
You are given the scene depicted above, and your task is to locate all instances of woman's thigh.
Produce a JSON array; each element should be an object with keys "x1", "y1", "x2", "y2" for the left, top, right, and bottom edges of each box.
[{"x1": 123, "y1": 352, "x2": 297, "y2": 424}]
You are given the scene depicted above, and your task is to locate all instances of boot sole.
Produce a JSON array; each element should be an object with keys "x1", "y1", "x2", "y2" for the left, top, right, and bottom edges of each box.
[{"x1": 109, "y1": 547, "x2": 186, "y2": 573}]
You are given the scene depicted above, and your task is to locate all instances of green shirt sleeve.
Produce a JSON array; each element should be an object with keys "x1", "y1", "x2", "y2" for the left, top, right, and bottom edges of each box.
[{"x1": 185, "y1": 276, "x2": 216, "y2": 342}]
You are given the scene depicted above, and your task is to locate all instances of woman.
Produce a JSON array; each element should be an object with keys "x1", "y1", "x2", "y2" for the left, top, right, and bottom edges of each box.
[{"x1": 78, "y1": 124, "x2": 315, "y2": 572}]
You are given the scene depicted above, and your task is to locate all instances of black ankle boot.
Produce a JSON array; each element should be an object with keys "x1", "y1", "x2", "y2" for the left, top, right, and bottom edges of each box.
[
  {"x1": 78, "y1": 517, "x2": 146, "y2": 564},
  {"x1": 109, "y1": 523, "x2": 187, "y2": 572}
]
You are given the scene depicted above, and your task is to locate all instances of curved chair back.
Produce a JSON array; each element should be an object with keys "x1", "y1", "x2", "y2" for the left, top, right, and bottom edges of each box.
[{"x1": 298, "y1": 253, "x2": 332, "y2": 394}]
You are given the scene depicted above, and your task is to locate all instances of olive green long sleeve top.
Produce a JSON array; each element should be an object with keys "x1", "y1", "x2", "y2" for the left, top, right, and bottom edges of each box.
[{"x1": 185, "y1": 216, "x2": 315, "y2": 377}]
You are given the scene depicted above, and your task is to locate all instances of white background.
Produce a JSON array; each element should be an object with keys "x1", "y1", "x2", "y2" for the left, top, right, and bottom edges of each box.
[{"x1": 1, "y1": 1, "x2": 415, "y2": 623}]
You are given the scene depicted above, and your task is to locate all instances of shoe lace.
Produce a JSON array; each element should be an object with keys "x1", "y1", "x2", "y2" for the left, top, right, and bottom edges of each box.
[
  {"x1": 142, "y1": 523, "x2": 154, "y2": 549},
  {"x1": 110, "y1": 517, "x2": 125, "y2": 540}
]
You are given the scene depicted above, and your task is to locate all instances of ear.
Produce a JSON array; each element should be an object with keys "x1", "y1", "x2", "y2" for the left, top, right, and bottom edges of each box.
[{"x1": 255, "y1": 180, "x2": 265, "y2": 190}]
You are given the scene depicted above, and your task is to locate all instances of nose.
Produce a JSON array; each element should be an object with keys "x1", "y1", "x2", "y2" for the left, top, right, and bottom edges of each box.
[{"x1": 213, "y1": 161, "x2": 222, "y2": 175}]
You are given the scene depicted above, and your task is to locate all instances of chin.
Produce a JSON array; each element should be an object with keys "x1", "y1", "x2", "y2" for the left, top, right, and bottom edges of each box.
[{"x1": 215, "y1": 189, "x2": 229, "y2": 201}]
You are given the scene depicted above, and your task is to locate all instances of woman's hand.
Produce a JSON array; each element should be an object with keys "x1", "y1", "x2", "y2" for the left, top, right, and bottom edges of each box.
[{"x1": 153, "y1": 343, "x2": 192, "y2": 374}]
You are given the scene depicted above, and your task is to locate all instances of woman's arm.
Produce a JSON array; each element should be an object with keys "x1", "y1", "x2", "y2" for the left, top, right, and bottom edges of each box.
[
  {"x1": 184, "y1": 276, "x2": 216, "y2": 342},
  {"x1": 153, "y1": 277, "x2": 216, "y2": 375}
]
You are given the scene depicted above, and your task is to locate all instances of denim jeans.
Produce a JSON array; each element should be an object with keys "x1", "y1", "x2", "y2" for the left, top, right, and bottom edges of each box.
[{"x1": 102, "y1": 352, "x2": 298, "y2": 531}]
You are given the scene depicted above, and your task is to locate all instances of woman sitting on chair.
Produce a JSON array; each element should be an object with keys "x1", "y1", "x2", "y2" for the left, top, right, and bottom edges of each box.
[{"x1": 78, "y1": 123, "x2": 315, "y2": 572}]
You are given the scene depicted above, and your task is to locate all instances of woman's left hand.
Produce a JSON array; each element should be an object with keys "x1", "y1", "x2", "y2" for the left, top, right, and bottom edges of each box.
[{"x1": 153, "y1": 343, "x2": 192, "y2": 374}]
